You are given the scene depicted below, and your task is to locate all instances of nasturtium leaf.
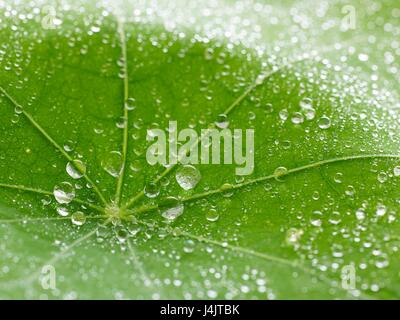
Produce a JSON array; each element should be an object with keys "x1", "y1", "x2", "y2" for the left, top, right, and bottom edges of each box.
[{"x1": 0, "y1": 0, "x2": 400, "y2": 299}]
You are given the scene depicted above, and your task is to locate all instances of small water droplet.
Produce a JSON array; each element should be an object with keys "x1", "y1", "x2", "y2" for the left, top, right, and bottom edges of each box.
[
  {"x1": 56, "y1": 206, "x2": 69, "y2": 217},
  {"x1": 285, "y1": 228, "x2": 303, "y2": 245},
  {"x1": 377, "y1": 171, "x2": 387, "y2": 183},
  {"x1": 101, "y1": 151, "x2": 123, "y2": 178},
  {"x1": 159, "y1": 197, "x2": 184, "y2": 221},
  {"x1": 183, "y1": 239, "x2": 195, "y2": 253},
  {"x1": 125, "y1": 98, "x2": 136, "y2": 111},
  {"x1": 215, "y1": 114, "x2": 229, "y2": 129},
  {"x1": 273, "y1": 166, "x2": 288, "y2": 180},
  {"x1": 334, "y1": 172, "x2": 343, "y2": 183},
  {"x1": 376, "y1": 204, "x2": 387, "y2": 217},
  {"x1": 279, "y1": 109, "x2": 288, "y2": 121},
  {"x1": 356, "y1": 208, "x2": 365, "y2": 220},
  {"x1": 206, "y1": 208, "x2": 220, "y2": 222},
  {"x1": 175, "y1": 165, "x2": 201, "y2": 190},
  {"x1": 318, "y1": 116, "x2": 331, "y2": 129},
  {"x1": 53, "y1": 182, "x2": 75, "y2": 204},
  {"x1": 144, "y1": 181, "x2": 160, "y2": 198},
  {"x1": 71, "y1": 211, "x2": 86, "y2": 226},
  {"x1": 394, "y1": 166, "x2": 400, "y2": 177},
  {"x1": 291, "y1": 112, "x2": 304, "y2": 124}
]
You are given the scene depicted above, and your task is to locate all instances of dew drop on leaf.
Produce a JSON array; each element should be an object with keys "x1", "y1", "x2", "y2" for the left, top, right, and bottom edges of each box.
[
  {"x1": 101, "y1": 151, "x2": 123, "y2": 178},
  {"x1": 273, "y1": 166, "x2": 288, "y2": 180},
  {"x1": 56, "y1": 206, "x2": 69, "y2": 217},
  {"x1": 377, "y1": 171, "x2": 387, "y2": 183},
  {"x1": 291, "y1": 112, "x2": 304, "y2": 124},
  {"x1": 159, "y1": 197, "x2": 184, "y2": 221},
  {"x1": 144, "y1": 181, "x2": 160, "y2": 198},
  {"x1": 125, "y1": 97, "x2": 136, "y2": 111},
  {"x1": 71, "y1": 211, "x2": 86, "y2": 226},
  {"x1": 183, "y1": 239, "x2": 195, "y2": 253},
  {"x1": 66, "y1": 159, "x2": 86, "y2": 179},
  {"x1": 175, "y1": 165, "x2": 201, "y2": 190},
  {"x1": 205, "y1": 208, "x2": 219, "y2": 222},
  {"x1": 53, "y1": 182, "x2": 75, "y2": 204},
  {"x1": 215, "y1": 114, "x2": 229, "y2": 129},
  {"x1": 318, "y1": 116, "x2": 331, "y2": 129},
  {"x1": 285, "y1": 228, "x2": 303, "y2": 245}
]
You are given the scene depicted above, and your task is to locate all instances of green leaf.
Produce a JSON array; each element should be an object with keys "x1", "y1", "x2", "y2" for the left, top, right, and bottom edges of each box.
[{"x1": 0, "y1": 0, "x2": 399, "y2": 299}]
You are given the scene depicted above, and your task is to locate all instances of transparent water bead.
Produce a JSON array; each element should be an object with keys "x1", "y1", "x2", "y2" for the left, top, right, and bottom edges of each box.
[
  {"x1": 56, "y1": 206, "x2": 69, "y2": 217},
  {"x1": 285, "y1": 228, "x2": 303, "y2": 245},
  {"x1": 71, "y1": 211, "x2": 86, "y2": 226},
  {"x1": 175, "y1": 165, "x2": 201, "y2": 190},
  {"x1": 101, "y1": 151, "x2": 123, "y2": 178},
  {"x1": 53, "y1": 182, "x2": 75, "y2": 204},
  {"x1": 159, "y1": 197, "x2": 184, "y2": 221},
  {"x1": 125, "y1": 97, "x2": 136, "y2": 111},
  {"x1": 273, "y1": 166, "x2": 288, "y2": 180},
  {"x1": 317, "y1": 116, "x2": 331, "y2": 129},
  {"x1": 144, "y1": 181, "x2": 160, "y2": 198},
  {"x1": 66, "y1": 159, "x2": 86, "y2": 179},
  {"x1": 205, "y1": 208, "x2": 220, "y2": 222},
  {"x1": 215, "y1": 114, "x2": 229, "y2": 129}
]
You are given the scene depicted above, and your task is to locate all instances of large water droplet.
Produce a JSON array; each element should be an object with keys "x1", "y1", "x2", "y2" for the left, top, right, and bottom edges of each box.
[
  {"x1": 175, "y1": 165, "x2": 201, "y2": 190},
  {"x1": 53, "y1": 182, "x2": 75, "y2": 204},
  {"x1": 66, "y1": 159, "x2": 86, "y2": 179}
]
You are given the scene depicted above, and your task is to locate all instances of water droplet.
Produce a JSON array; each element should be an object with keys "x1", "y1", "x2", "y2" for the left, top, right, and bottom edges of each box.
[
  {"x1": 273, "y1": 166, "x2": 288, "y2": 180},
  {"x1": 394, "y1": 166, "x2": 400, "y2": 177},
  {"x1": 291, "y1": 112, "x2": 304, "y2": 124},
  {"x1": 101, "y1": 151, "x2": 123, "y2": 178},
  {"x1": 175, "y1": 165, "x2": 201, "y2": 190},
  {"x1": 53, "y1": 182, "x2": 75, "y2": 204},
  {"x1": 311, "y1": 219, "x2": 322, "y2": 227},
  {"x1": 376, "y1": 204, "x2": 387, "y2": 217},
  {"x1": 299, "y1": 98, "x2": 315, "y2": 120},
  {"x1": 312, "y1": 191, "x2": 320, "y2": 200},
  {"x1": 377, "y1": 171, "x2": 387, "y2": 183},
  {"x1": 71, "y1": 211, "x2": 86, "y2": 226},
  {"x1": 285, "y1": 228, "x2": 303, "y2": 245},
  {"x1": 183, "y1": 239, "x2": 195, "y2": 253},
  {"x1": 159, "y1": 197, "x2": 184, "y2": 221},
  {"x1": 355, "y1": 208, "x2": 365, "y2": 220},
  {"x1": 263, "y1": 103, "x2": 274, "y2": 114},
  {"x1": 66, "y1": 159, "x2": 86, "y2": 179},
  {"x1": 220, "y1": 183, "x2": 234, "y2": 197},
  {"x1": 56, "y1": 206, "x2": 69, "y2": 217},
  {"x1": 334, "y1": 172, "x2": 343, "y2": 183},
  {"x1": 125, "y1": 98, "x2": 136, "y2": 111},
  {"x1": 318, "y1": 116, "x2": 331, "y2": 129},
  {"x1": 14, "y1": 105, "x2": 23, "y2": 114},
  {"x1": 130, "y1": 160, "x2": 142, "y2": 172},
  {"x1": 206, "y1": 208, "x2": 219, "y2": 222},
  {"x1": 144, "y1": 181, "x2": 160, "y2": 198},
  {"x1": 279, "y1": 109, "x2": 288, "y2": 121},
  {"x1": 215, "y1": 114, "x2": 229, "y2": 129},
  {"x1": 358, "y1": 53, "x2": 369, "y2": 62},
  {"x1": 115, "y1": 227, "x2": 128, "y2": 243}
]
